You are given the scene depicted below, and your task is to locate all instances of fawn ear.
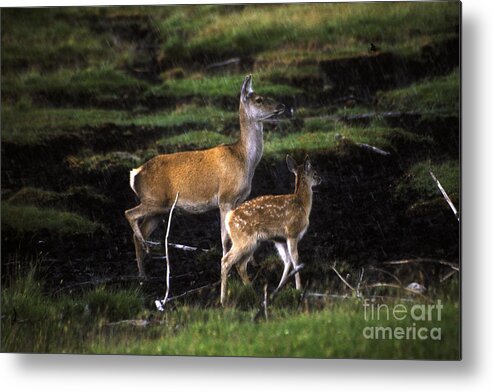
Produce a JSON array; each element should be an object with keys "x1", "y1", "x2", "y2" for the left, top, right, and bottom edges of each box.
[
  {"x1": 241, "y1": 74, "x2": 253, "y2": 101},
  {"x1": 303, "y1": 155, "x2": 312, "y2": 172},
  {"x1": 286, "y1": 155, "x2": 297, "y2": 174}
]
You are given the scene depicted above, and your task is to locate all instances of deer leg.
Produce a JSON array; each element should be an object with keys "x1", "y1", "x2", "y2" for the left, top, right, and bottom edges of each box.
[
  {"x1": 133, "y1": 216, "x2": 161, "y2": 277},
  {"x1": 274, "y1": 241, "x2": 292, "y2": 291},
  {"x1": 126, "y1": 203, "x2": 168, "y2": 254},
  {"x1": 219, "y1": 205, "x2": 232, "y2": 257},
  {"x1": 235, "y1": 257, "x2": 251, "y2": 285},
  {"x1": 221, "y1": 245, "x2": 253, "y2": 306},
  {"x1": 287, "y1": 238, "x2": 302, "y2": 290}
]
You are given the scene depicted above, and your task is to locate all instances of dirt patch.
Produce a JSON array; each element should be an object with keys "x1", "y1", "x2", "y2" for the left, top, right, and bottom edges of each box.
[{"x1": 319, "y1": 37, "x2": 459, "y2": 102}]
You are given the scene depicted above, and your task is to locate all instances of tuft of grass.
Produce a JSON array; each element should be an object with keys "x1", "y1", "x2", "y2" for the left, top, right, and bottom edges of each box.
[
  {"x1": 226, "y1": 280, "x2": 260, "y2": 310},
  {"x1": 395, "y1": 160, "x2": 460, "y2": 202},
  {"x1": 66, "y1": 151, "x2": 141, "y2": 175},
  {"x1": 84, "y1": 287, "x2": 144, "y2": 322},
  {"x1": 376, "y1": 69, "x2": 460, "y2": 114},
  {"x1": 1, "y1": 203, "x2": 105, "y2": 236}
]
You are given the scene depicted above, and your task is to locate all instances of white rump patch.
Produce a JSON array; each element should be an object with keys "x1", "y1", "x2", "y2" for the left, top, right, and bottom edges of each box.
[{"x1": 129, "y1": 167, "x2": 142, "y2": 195}]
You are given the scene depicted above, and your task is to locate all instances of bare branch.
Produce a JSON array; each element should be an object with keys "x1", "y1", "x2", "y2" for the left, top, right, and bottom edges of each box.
[
  {"x1": 364, "y1": 282, "x2": 432, "y2": 302},
  {"x1": 382, "y1": 258, "x2": 459, "y2": 271},
  {"x1": 156, "y1": 192, "x2": 179, "y2": 311},
  {"x1": 429, "y1": 170, "x2": 460, "y2": 222},
  {"x1": 329, "y1": 263, "x2": 356, "y2": 292},
  {"x1": 146, "y1": 240, "x2": 209, "y2": 252},
  {"x1": 368, "y1": 266, "x2": 403, "y2": 285},
  {"x1": 356, "y1": 142, "x2": 391, "y2": 156},
  {"x1": 166, "y1": 281, "x2": 221, "y2": 302},
  {"x1": 440, "y1": 269, "x2": 458, "y2": 282}
]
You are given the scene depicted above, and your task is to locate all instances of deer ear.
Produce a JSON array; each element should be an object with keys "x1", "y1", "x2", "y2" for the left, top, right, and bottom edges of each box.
[
  {"x1": 303, "y1": 155, "x2": 312, "y2": 172},
  {"x1": 286, "y1": 155, "x2": 297, "y2": 174},
  {"x1": 241, "y1": 74, "x2": 253, "y2": 101}
]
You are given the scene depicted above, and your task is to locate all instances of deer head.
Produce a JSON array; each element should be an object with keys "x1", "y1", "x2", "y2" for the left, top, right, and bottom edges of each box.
[{"x1": 240, "y1": 74, "x2": 285, "y2": 121}]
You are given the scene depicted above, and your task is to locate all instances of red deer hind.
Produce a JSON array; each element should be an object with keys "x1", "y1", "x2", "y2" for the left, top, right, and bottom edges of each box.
[{"x1": 125, "y1": 75, "x2": 285, "y2": 277}]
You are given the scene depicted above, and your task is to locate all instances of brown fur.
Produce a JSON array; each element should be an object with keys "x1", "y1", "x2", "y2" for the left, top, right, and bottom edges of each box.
[
  {"x1": 125, "y1": 75, "x2": 285, "y2": 277},
  {"x1": 220, "y1": 155, "x2": 321, "y2": 305}
]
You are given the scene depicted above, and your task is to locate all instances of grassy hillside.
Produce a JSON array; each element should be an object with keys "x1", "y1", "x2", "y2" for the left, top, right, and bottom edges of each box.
[{"x1": 1, "y1": 3, "x2": 460, "y2": 357}]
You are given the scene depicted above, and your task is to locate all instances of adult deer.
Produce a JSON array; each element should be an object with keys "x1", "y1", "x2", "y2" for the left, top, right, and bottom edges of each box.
[
  {"x1": 220, "y1": 155, "x2": 321, "y2": 305},
  {"x1": 125, "y1": 75, "x2": 285, "y2": 277}
]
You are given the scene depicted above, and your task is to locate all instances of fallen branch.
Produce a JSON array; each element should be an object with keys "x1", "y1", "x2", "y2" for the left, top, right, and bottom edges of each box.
[
  {"x1": 165, "y1": 281, "x2": 220, "y2": 302},
  {"x1": 155, "y1": 192, "x2": 179, "y2": 311},
  {"x1": 382, "y1": 258, "x2": 459, "y2": 272},
  {"x1": 364, "y1": 282, "x2": 432, "y2": 302},
  {"x1": 356, "y1": 142, "x2": 391, "y2": 156},
  {"x1": 429, "y1": 170, "x2": 460, "y2": 222},
  {"x1": 440, "y1": 269, "x2": 458, "y2": 282},
  {"x1": 146, "y1": 240, "x2": 209, "y2": 252}
]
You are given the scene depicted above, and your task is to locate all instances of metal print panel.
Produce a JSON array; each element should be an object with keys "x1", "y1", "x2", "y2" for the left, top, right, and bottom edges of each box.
[{"x1": 1, "y1": 2, "x2": 461, "y2": 359}]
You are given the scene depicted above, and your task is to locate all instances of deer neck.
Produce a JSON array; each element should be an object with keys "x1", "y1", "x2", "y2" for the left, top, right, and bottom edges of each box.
[
  {"x1": 294, "y1": 178, "x2": 313, "y2": 216},
  {"x1": 237, "y1": 109, "x2": 264, "y2": 177}
]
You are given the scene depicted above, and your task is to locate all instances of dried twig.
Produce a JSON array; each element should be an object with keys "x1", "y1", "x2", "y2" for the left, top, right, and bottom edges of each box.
[
  {"x1": 356, "y1": 142, "x2": 391, "y2": 156},
  {"x1": 329, "y1": 263, "x2": 355, "y2": 292},
  {"x1": 156, "y1": 192, "x2": 179, "y2": 311},
  {"x1": 146, "y1": 240, "x2": 209, "y2": 252},
  {"x1": 368, "y1": 265, "x2": 403, "y2": 286},
  {"x1": 263, "y1": 284, "x2": 269, "y2": 321},
  {"x1": 429, "y1": 170, "x2": 460, "y2": 222},
  {"x1": 356, "y1": 267, "x2": 365, "y2": 296},
  {"x1": 382, "y1": 258, "x2": 459, "y2": 271},
  {"x1": 166, "y1": 281, "x2": 220, "y2": 302},
  {"x1": 440, "y1": 269, "x2": 458, "y2": 282}
]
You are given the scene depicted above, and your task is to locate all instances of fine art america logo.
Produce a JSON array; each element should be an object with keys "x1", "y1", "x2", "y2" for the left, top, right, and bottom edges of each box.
[{"x1": 362, "y1": 299, "x2": 443, "y2": 340}]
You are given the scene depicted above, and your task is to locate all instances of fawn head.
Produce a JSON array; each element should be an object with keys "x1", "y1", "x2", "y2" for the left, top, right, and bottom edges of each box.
[
  {"x1": 240, "y1": 74, "x2": 285, "y2": 121},
  {"x1": 286, "y1": 155, "x2": 322, "y2": 188}
]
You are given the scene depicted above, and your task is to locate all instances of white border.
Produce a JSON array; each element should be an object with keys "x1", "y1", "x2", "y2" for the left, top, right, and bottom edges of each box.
[{"x1": 2, "y1": 0, "x2": 493, "y2": 390}]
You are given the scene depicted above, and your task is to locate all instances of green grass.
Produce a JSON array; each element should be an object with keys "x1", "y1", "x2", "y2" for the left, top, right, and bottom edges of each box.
[
  {"x1": 147, "y1": 74, "x2": 302, "y2": 101},
  {"x1": 1, "y1": 270, "x2": 460, "y2": 358},
  {"x1": 263, "y1": 123, "x2": 432, "y2": 159},
  {"x1": 1, "y1": 105, "x2": 235, "y2": 145},
  {"x1": 1, "y1": 8, "x2": 111, "y2": 72},
  {"x1": 7, "y1": 186, "x2": 110, "y2": 213},
  {"x1": 376, "y1": 69, "x2": 460, "y2": 114},
  {"x1": 2, "y1": 67, "x2": 149, "y2": 104},
  {"x1": 1, "y1": 203, "x2": 105, "y2": 236},
  {"x1": 395, "y1": 160, "x2": 460, "y2": 201},
  {"x1": 157, "y1": 3, "x2": 459, "y2": 64}
]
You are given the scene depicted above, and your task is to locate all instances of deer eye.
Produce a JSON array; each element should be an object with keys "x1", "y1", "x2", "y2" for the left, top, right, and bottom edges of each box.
[{"x1": 255, "y1": 97, "x2": 263, "y2": 104}]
